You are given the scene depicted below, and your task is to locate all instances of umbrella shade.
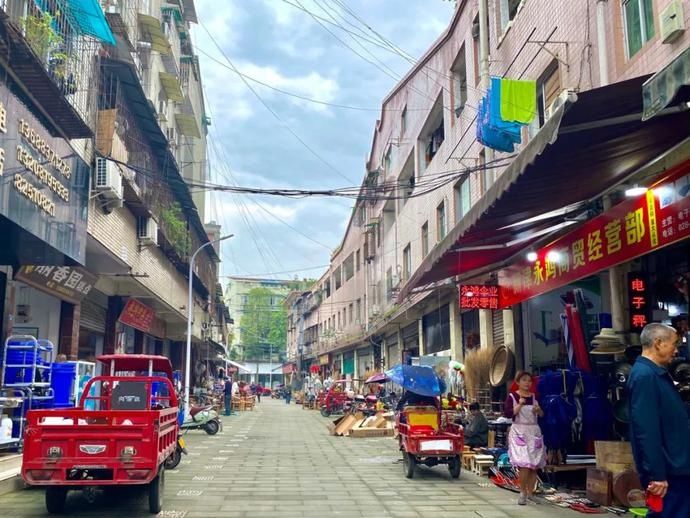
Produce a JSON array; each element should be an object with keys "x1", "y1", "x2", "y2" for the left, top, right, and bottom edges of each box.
[
  {"x1": 364, "y1": 372, "x2": 389, "y2": 384},
  {"x1": 385, "y1": 364, "x2": 442, "y2": 397}
]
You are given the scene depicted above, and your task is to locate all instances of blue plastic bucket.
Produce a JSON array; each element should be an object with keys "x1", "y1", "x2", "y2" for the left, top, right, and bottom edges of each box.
[{"x1": 51, "y1": 363, "x2": 77, "y2": 405}]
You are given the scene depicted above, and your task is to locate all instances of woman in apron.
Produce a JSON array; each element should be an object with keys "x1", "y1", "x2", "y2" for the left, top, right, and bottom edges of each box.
[{"x1": 504, "y1": 371, "x2": 546, "y2": 505}]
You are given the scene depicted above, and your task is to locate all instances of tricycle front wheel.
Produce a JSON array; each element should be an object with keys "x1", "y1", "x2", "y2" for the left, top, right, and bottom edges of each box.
[
  {"x1": 402, "y1": 452, "x2": 416, "y2": 479},
  {"x1": 148, "y1": 468, "x2": 165, "y2": 514},
  {"x1": 320, "y1": 407, "x2": 331, "y2": 417},
  {"x1": 45, "y1": 486, "x2": 67, "y2": 514},
  {"x1": 448, "y1": 455, "x2": 461, "y2": 479}
]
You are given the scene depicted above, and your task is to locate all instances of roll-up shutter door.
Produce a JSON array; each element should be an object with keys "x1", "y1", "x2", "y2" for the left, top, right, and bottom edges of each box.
[
  {"x1": 492, "y1": 311, "x2": 504, "y2": 348},
  {"x1": 80, "y1": 300, "x2": 106, "y2": 333}
]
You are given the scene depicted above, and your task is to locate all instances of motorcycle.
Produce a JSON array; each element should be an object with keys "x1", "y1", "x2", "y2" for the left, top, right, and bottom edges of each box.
[
  {"x1": 164, "y1": 434, "x2": 188, "y2": 469},
  {"x1": 180, "y1": 403, "x2": 222, "y2": 435}
]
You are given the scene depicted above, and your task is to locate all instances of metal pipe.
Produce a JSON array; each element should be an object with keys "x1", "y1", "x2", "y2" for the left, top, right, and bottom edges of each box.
[
  {"x1": 185, "y1": 234, "x2": 233, "y2": 416},
  {"x1": 596, "y1": 0, "x2": 610, "y2": 86}
]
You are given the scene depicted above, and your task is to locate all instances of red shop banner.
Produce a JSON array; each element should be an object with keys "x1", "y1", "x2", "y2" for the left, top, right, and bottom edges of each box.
[
  {"x1": 118, "y1": 298, "x2": 156, "y2": 333},
  {"x1": 498, "y1": 160, "x2": 690, "y2": 308}
]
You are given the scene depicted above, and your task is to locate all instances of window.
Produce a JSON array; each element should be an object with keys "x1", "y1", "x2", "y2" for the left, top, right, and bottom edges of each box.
[
  {"x1": 401, "y1": 105, "x2": 407, "y2": 136},
  {"x1": 241, "y1": 295, "x2": 248, "y2": 305},
  {"x1": 624, "y1": 0, "x2": 655, "y2": 57},
  {"x1": 421, "y1": 222, "x2": 429, "y2": 257},
  {"x1": 451, "y1": 45, "x2": 468, "y2": 118},
  {"x1": 337, "y1": 312, "x2": 341, "y2": 329},
  {"x1": 343, "y1": 253, "x2": 354, "y2": 281},
  {"x1": 323, "y1": 280, "x2": 331, "y2": 299},
  {"x1": 398, "y1": 152, "x2": 415, "y2": 209},
  {"x1": 528, "y1": 61, "x2": 561, "y2": 136},
  {"x1": 479, "y1": 149, "x2": 494, "y2": 193},
  {"x1": 454, "y1": 178, "x2": 471, "y2": 223},
  {"x1": 500, "y1": 0, "x2": 523, "y2": 33},
  {"x1": 355, "y1": 249, "x2": 361, "y2": 272},
  {"x1": 384, "y1": 146, "x2": 393, "y2": 177},
  {"x1": 472, "y1": 15, "x2": 480, "y2": 86},
  {"x1": 386, "y1": 267, "x2": 394, "y2": 302},
  {"x1": 420, "y1": 94, "x2": 445, "y2": 171},
  {"x1": 436, "y1": 201, "x2": 446, "y2": 241},
  {"x1": 348, "y1": 303, "x2": 354, "y2": 324},
  {"x1": 423, "y1": 304, "x2": 451, "y2": 354},
  {"x1": 403, "y1": 244, "x2": 412, "y2": 281},
  {"x1": 383, "y1": 200, "x2": 396, "y2": 236},
  {"x1": 356, "y1": 298, "x2": 362, "y2": 322}
]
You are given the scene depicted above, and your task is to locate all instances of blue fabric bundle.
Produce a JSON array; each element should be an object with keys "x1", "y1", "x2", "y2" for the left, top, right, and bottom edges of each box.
[{"x1": 540, "y1": 394, "x2": 577, "y2": 450}]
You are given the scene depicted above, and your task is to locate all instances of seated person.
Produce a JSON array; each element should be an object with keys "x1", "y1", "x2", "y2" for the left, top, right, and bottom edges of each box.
[
  {"x1": 464, "y1": 402, "x2": 489, "y2": 448},
  {"x1": 396, "y1": 390, "x2": 438, "y2": 412}
]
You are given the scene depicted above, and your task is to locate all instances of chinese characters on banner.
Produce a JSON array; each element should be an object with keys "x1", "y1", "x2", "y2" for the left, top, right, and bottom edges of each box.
[
  {"x1": 118, "y1": 299, "x2": 156, "y2": 334},
  {"x1": 498, "y1": 161, "x2": 690, "y2": 308},
  {"x1": 15, "y1": 266, "x2": 97, "y2": 304},
  {"x1": 459, "y1": 285, "x2": 500, "y2": 309},
  {"x1": 627, "y1": 272, "x2": 651, "y2": 331}
]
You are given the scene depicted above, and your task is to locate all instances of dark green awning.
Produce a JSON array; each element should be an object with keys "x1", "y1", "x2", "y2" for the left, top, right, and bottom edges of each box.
[{"x1": 643, "y1": 46, "x2": 690, "y2": 120}]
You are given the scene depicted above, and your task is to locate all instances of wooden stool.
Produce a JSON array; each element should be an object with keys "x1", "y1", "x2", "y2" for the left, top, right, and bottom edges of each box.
[
  {"x1": 462, "y1": 453, "x2": 475, "y2": 471},
  {"x1": 471, "y1": 454, "x2": 494, "y2": 476}
]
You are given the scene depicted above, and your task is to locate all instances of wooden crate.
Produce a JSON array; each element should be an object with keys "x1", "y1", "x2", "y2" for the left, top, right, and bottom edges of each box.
[
  {"x1": 595, "y1": 441, "x2": 636, "y2": 475},
  {"x1": 586, "y1": 467, "x2": 612, "y2": 506},
  {"x1": 349, "y1": 427, "x2": 394, "y2": 438}
]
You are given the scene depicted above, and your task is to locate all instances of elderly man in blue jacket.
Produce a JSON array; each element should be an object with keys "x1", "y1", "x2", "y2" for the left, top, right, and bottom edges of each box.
[{"x1": 628, "y1": 323, "x2": 690, "y2": 517}]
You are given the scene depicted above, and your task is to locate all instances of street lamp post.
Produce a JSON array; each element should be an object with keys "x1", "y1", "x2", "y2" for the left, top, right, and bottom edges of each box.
[{"x1": 185, "y1": 234, "x2": 233, "y2": 416}]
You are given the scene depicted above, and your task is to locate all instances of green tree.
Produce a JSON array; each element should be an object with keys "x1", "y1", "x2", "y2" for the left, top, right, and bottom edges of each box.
[{"x1": 240, "y1": 287, "x2": 287, "y2": 360}]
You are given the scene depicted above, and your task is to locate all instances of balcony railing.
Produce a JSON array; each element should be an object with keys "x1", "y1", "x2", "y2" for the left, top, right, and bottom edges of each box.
[{"x1": 0, "y1": 0, "x2": 99, "y2": 135}]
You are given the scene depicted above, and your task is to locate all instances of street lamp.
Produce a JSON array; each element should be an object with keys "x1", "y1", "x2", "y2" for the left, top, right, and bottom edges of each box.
[{"x1": 185, "y1": 234, "x2": 234, "y2": 416}]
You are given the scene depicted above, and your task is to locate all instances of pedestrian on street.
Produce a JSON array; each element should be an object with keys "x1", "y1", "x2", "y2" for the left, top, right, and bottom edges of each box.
[
  {"x1": 256, "y1": 384, "x2": 262, "y2": 403},
  {"x1": 285, "y1": 386, "x2": 292, "y2": 405},
  {"x1": 504, "y1": 371, "x2": 545, "y2": 506},
  {"x1": 628, "y1": 323, "x2": 690, "y2": 517},
  {"x1": 223, "y1": 377, "x2": 232, "y2": 416}
]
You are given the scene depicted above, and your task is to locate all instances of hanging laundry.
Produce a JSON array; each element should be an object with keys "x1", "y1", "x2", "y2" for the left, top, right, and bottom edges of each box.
[
  {"x1": 476, "y1": 96, "x2": 516, "y2": 153},
  {"x1": 499, "y1": 77, "x2": 537, "y2": 124},
  {"x1": 489, "y1": 77, "x2": 522, "y2": 144}
]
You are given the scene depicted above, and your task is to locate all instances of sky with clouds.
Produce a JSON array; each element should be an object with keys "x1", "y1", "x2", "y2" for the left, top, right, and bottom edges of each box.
[{"x1": 193, "y1": 0, "x2": 454, "y2": 282}]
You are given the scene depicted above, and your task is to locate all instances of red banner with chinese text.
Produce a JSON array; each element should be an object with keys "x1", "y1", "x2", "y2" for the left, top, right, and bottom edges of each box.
[
  {"x1": 459, "y1": 285, "x2": 500, "y2": 309},
  {"x1": 498, "y1": 161, "x2": 690, "y2": 308},
  {"x1": 118, "y1": 298, "x2": 156, "y2": 334}
]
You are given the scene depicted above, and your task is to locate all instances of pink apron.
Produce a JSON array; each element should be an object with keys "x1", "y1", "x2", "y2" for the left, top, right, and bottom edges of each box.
[{"x1": 507, "y1": 393, "x2": 546, "y2": 470}]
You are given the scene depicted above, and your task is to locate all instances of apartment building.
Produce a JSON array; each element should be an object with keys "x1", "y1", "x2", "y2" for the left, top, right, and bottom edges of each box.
[{"x1": 290, "y1": 0, "x2": 690, "y2": 381}]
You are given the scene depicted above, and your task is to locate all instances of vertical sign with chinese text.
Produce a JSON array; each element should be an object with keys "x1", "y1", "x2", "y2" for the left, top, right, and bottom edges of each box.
[{"x1": 628, "y1": 273, "x2": 651, "y2": 331}]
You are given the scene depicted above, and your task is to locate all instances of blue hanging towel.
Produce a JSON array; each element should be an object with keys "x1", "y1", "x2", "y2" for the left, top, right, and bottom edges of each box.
[
  {"x1": 476, "y1": 96, "x2": 516, "y2": 153},
  {"x1": 489, "y1": 78, "x2": 522, "y2": 144}
]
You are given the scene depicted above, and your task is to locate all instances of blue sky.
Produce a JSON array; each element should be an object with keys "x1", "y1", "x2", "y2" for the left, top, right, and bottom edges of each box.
[{"x1": 193, "y1": 0, "x2": 454, "y2": 281}]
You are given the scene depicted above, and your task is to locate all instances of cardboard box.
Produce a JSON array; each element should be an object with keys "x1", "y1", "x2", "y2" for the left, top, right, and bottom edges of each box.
[
  {"x1": 586, "y1": 467, "x2": 612, "y2": 506},
  {"x1": 595, "y1": 441, "x2": 636, "y2": 475},
  {"x1": 334, "y1": 412, "x2": 363, "y2": 436},
  {"x1": 349, "y1": 427, "x2": 394, "y2": 438}
]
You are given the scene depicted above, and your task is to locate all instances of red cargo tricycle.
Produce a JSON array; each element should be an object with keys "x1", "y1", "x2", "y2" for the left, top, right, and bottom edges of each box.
[
  {"x1": 22, "y1": 354, "x2": 179, "y2": 514},
  {"x1": 319, "y1": 380, "x2": 352, "y2": 417},
  {"x1": 396, "y1": 405, "x2": 464, "y2": 479}
]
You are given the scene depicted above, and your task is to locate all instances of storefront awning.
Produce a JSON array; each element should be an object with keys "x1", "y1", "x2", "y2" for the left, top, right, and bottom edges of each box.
[
  {"x1": 175, "y1": 113, "x2": 201, "y2": 138},
  {"x1": 138, "y1": 13, "x2": 171, "y2": 54},
  {"x1": 208, "y1": 339, "x2": 227, "y2": 356},
  {"x1": 159, "y1": 72, "x2": 184, "y2": 102},
  {"x1": 402, "y1": 75, "x2": 690, "y2": 298},
  {"x1": 224, "y1": 359, "x2": 251, "y2": 373},
  {"x1": 643, "y1": 47, "x2": 690, "y2": 120}
]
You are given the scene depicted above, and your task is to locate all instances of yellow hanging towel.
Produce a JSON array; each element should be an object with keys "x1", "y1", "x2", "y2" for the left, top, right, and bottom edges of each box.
[{"x1": 499, "y1": 78, "x2": 537, "y2": 124}]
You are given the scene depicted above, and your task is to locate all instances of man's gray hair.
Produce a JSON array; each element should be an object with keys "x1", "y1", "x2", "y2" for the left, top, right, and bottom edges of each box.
[{"x1": 640, "y1": 323, "x2": 677, "y2": 348}]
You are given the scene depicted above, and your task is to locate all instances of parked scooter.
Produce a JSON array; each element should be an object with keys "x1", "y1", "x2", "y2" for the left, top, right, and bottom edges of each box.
[
  {"x1": 164, "y1": 434, "x2": 188, "y2": 469},
  {"x1": 180, "y1": 403, "x2": 222, "y2": 435}
]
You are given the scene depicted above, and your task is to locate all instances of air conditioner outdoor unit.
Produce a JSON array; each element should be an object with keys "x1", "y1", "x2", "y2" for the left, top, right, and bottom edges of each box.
[
  {"x1": 94, "y1": 157, "x2": 123, "y2": 200},
  {"x1": 544, "y1": 89, "x2": 577, "y2": 121},
  {"x1": 137, "y1": 216, "x2": 158, "y2": 245},
  {"x1": 660, "y1": 0, "x2": 685, "y2": 43},
  {"x1": 158, "y1": 100, "x2": 167, "y2": 122}
]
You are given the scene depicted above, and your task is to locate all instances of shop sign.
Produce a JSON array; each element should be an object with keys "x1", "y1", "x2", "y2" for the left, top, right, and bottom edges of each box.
[
  {"x1": 628, "y1": 272, "x2": 651, "y2": 331},
  {"x1": 319, "y1": 354, "x2": 330, "y2": 366},
  {"x1": 459, "y1": 285, "x2": 500, "y2": 309},
  {"x1": 118, "y1": 299, "x2": 156, "y2": 333},
  {"x1": 0, "y1": 82, "x2": 89, "y2": 264},
  {"x1": 15, "y1": 265, "x2": 97, "y2": 304},
  {"x1": 498, "y1": 160, "x2": 690, "y2": 307}
]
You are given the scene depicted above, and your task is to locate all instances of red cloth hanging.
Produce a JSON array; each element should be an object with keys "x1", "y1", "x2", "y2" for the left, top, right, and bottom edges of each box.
[{"x1": 566, "y1": 304, "x2": 591, "y2": 372}]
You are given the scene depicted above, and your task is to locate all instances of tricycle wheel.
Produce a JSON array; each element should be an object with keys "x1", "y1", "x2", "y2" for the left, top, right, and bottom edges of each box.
[
  {"x1": 45, "y1": 487, "x2": 67, "y2": 514},
  {"x1": 148, "y1": 468, "x2": 164, "y2": 514},
  {"x1": 165, "y1": 448, "x2": 182, "y2": 470},
  {"x1": 448, "y1": 455, "x2": 461, "y2": 479},
  {"x1": 320, "y1": 407, "x2": 331, "y2": 418},
  {"x1": 402, "y1": 452, "x2": 416, "y2": 479},
  {"x1": 204, "y1": 420, "x2": 220, "y2": 435}
]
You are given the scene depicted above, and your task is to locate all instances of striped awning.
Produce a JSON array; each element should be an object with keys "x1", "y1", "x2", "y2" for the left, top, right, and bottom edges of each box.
[
  {"x1": 175, "y1": 113, "x2": 201, "y2": 138},
  {"x1": 643, "y1": 46, "x2": 690, "y2": 120},
  {"x1": 138, "y1": 13, "x2": 171, "y2": 54},
  {"x1": 159, "y1": 72, "x2": 184, "y2": 101}
]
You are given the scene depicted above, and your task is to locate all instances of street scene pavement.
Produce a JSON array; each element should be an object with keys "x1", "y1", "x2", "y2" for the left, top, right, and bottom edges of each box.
[{"x1": 0, "y1": 398, "x2": 578, "y2": 518}]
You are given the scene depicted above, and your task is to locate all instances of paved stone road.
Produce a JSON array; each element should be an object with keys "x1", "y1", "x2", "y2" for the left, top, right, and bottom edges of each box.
[{"x1": 0, "y1": 398, "x2": 580, "y2": 517}]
